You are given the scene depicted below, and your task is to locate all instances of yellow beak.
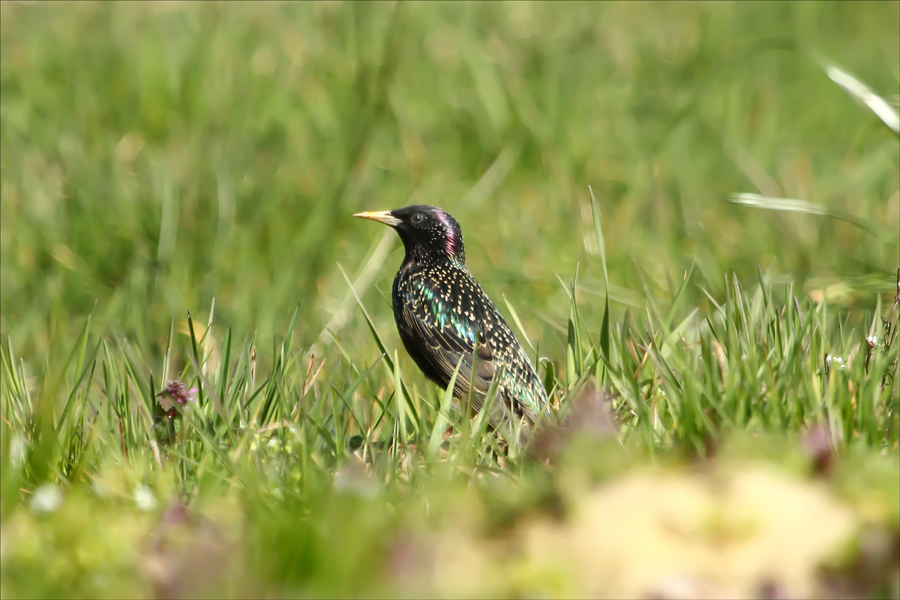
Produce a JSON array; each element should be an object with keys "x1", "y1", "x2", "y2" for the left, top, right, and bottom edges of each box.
[{"x1": 353, "y1": 210, "x2": 402, "y2": 227}]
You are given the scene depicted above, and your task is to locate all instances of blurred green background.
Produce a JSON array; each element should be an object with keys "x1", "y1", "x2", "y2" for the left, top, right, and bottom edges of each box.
[{"x1": 2, "y1": 1, "x2": 897, "y2": 366}]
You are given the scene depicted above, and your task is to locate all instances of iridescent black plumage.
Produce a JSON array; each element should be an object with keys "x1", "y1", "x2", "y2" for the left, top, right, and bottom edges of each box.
[{"x1": 354, "y1": 205, "x2": 549, "y2": 430}]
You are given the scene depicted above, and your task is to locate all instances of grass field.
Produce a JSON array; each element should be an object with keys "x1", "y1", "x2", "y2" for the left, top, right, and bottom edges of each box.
[{"x1": 1, "y1": 2, "x2": 899, "y2": 598}]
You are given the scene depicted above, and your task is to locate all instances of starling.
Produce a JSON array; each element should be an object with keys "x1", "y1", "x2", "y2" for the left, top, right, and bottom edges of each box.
[{"x1": 354, "y1": 205, "x2": 550, "y2": 435}]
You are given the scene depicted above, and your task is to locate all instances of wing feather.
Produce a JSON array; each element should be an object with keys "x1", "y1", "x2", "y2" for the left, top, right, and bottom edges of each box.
[{"x1": 395, "y1": 265, "x2": 547, "y2": 422}]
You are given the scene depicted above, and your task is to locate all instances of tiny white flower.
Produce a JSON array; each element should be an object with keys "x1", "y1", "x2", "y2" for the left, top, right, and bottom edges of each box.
[
  {"x1": 30, "y1": 484, "x2": 63, "y2": 513},
  {"x1": 867, "y1": 335, "x2": 877, "y2": 345},
  {"x1": 334, "y1": 464, "x2": 377, "y2": 499},
  {"x1": 134, "y1": 486, "x2": 158, "y2": 512},
  {"x1": 10, "y1": 435, "x2": 27, "y2": 469},
  {"x1": 91, "y1": 480, "x2": 111, "y2": 499}
]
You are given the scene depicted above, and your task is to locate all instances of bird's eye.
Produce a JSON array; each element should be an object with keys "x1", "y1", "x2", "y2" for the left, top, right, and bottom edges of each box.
[{"x1": 411, "y1": 213, "x2": 425, "y2": 225}]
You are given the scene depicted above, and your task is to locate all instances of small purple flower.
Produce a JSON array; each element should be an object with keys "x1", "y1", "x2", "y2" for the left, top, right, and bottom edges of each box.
[{"x1": 157, "y1": 380, "x2": 198, "y2": 412}]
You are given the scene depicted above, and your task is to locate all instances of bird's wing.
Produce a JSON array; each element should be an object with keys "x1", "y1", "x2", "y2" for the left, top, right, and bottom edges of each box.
[
  {"x1": 398, "y1": 270, "x2": 548, "y2": 423},
  {"x1": 399, "y1": 280, "x2": 500, "y2": 406}
]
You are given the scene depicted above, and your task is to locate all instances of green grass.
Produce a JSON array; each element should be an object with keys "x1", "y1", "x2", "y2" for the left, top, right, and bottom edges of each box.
[{"x1": 1, "y1": 2, "x2": 899, "y2": 598}]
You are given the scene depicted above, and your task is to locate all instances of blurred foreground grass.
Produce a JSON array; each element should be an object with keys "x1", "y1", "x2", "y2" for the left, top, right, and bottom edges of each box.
[{"x1": 1, "y1": 2, "x2": 899, "y2": 598}]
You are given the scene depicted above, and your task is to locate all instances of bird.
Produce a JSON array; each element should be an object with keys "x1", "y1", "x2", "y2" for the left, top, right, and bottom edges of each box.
[{"x1": 354, "y1": 205, "x2": 550, "y2": 440}]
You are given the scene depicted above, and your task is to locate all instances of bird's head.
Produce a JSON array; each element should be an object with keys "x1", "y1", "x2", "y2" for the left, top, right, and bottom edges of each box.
[{"x1": 354, "y1": 205, "x2": 466, "y2": 264}]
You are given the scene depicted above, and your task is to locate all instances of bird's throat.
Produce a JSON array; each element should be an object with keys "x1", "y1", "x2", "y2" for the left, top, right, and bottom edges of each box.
[{"x1": 402, "y1": 244, "x2": 465, "y2": 272}]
